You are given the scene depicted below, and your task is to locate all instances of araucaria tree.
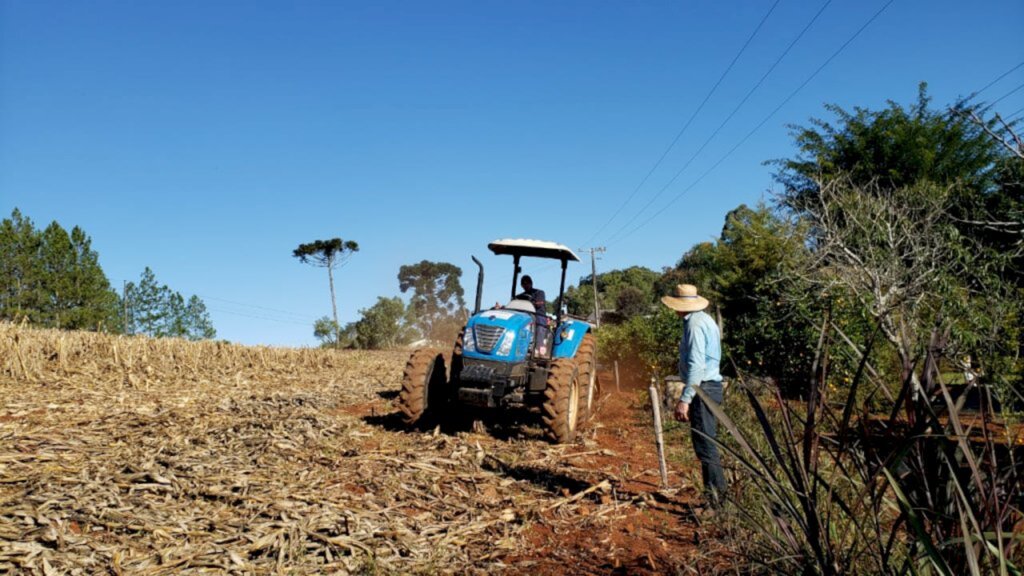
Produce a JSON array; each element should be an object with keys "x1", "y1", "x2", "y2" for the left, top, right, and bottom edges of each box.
[
  {"x1": 398, "y1": 260, "x2": 466, "y2": 343},
  {"x1": 293, "y1": 238, "x2": 359, "y2": 348}
]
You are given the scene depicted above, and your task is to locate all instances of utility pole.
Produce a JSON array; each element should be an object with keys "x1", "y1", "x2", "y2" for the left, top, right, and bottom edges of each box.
[
  {"x1": 123, "y1": 280, "x2": 130, "y2": 335},
  {"x1": 579, "y1": 247, "x2": 606, "y2": 327}
]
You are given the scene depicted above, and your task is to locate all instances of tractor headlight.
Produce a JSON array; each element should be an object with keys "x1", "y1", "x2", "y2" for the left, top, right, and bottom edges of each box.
[
  {"x1": 496, "y1": 330, "x2": 516, "y2": 356},
  {"x1": 463, "y1": 327, "x2": 476, "y2": 352}
]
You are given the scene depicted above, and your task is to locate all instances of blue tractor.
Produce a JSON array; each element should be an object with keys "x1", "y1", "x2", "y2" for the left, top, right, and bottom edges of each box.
[{"x1": 399, "y1": 239, "x2": 598, "y2": 443}]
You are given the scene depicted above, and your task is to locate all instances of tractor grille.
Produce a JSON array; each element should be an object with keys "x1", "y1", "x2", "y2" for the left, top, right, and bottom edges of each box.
[{"x1": 473, "y1": 325, "x2": 505, "y2": 353}]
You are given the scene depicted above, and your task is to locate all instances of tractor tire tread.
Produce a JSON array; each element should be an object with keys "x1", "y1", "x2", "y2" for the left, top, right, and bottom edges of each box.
[
  {"x1": 541, "y1": 359, "x2": 580, "y2": 444},
  {"x1": 576, "y1": 333, "x2": 599, "y2": 422},
  {"x1": 399, "y1": 348, "x2": 445, "y2": 427}
]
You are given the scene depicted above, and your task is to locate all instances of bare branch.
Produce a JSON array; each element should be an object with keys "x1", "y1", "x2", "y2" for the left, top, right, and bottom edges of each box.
[{"x1": 954, "y1": 108, "x2": 1024, "y2": 160}]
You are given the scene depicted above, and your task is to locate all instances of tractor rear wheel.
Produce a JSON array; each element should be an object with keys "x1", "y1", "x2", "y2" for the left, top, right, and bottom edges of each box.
[
  {"x1": 542, "y1": 359, "x2": 581, "y2": 444},
  {"x1": 399, "y1": 349, "x2": 448, "y2": 427},
  {"x1": 576, "y1": 333, "x2": 599, "y2": 422}
]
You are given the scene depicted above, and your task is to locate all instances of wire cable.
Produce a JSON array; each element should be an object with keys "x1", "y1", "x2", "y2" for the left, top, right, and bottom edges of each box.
[
  {"x1": 199, "y1": 295, "x2": 319, "y2": 321},
  {"x1": 603, "y1": 0, "x2": 834, "y2": 245},
  {"x1": 969, "y1": 60, "x2": 1024, "y2": 99},
  {"x1": 608, "y1": 0, "x2": 896, "y2": 247},
  {"x1": 990, "y1": 81, "x2": 1024, "y2": 107},
  {"x1": 581, "y1": 0, "x2": 782, "y2": 246},
  {"x1": 207, "y1": 306, "x2": 315, "y2": 326}
]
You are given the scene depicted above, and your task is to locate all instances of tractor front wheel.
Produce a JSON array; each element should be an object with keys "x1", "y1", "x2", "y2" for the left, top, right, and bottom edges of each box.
[
  {"x1": 448, "y1": 329, "x2": 464, "y2": 384},
  {"x1": 542, "y1": 359, "x2": 581, "y2": 444},
  {"x1": 399, "y1": 349, "x2": 448, "y2": 427}
]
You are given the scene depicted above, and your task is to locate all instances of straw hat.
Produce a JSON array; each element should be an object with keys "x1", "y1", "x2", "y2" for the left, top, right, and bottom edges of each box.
[{"x1": 661, "y1": 284, "x2": 709, "y2": 312}]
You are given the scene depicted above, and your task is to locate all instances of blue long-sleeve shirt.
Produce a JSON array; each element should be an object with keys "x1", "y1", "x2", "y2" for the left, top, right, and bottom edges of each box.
[{"x1": 678, "y1": 310, "x2": 722, "y2": 404}]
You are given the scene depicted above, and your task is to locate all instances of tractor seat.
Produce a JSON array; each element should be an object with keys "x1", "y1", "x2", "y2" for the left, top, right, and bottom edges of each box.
[{"x1": 505, "y1": 299, "x2": 537, "y2": 314}]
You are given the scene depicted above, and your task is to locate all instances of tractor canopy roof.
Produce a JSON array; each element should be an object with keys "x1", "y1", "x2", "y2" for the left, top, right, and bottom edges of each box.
[{"x1": 487, "y1": 239, "x2": 580, "y2": 262}]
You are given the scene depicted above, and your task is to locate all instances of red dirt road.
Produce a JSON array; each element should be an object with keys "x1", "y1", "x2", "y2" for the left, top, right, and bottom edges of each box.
[
  {"x1": 502, "y1": 372, "x2": 711, "y2": 575},
  {"x1": 343, "y1": 369, "x2": 721, "y2": 574}
]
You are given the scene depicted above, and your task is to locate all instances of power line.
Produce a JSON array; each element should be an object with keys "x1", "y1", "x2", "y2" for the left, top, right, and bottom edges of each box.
[
  {"x1": 207, "y1": 306, "x2": 314, "y2": 326},
  {"x1": 608, "y1": 0, "x2": 896, "y2": 247},
  {"x1": 969, "y1": 60, "x2": 1024, "y2": 99},
  {"x1": 603, "y1": 0, "x2": 834, "y2": 245},
  {"x1": 991, "y1": 81, "x2": 1024, "y2": 107},
  {"x1": 199, "y1": 295, "x2": 319, "y2": 321},
  {"x1": 582, "y1": 0, "x2": 782, "y2": 246},
  {"x1": 122, "y1": 285, "x2": 320, "y2": 329}
]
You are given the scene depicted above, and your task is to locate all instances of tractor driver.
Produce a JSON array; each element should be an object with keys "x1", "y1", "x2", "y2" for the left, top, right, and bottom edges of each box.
[{"x1": 516, "y1": 275, "x2": 551, "y2": 355}]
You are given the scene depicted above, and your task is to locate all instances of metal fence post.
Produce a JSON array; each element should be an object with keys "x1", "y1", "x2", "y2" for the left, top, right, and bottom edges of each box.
[{"x1": 649, "y1": 376, "x2": 669, "y2": 488}]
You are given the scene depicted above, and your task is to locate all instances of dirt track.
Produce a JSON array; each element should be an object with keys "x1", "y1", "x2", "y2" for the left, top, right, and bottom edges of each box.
[
  {"x1": 354, "y1": 369, "x2": 712, "y2": 575},
  {"x1": 1, "y1": 326, "x2": 715, "y2": 575}
]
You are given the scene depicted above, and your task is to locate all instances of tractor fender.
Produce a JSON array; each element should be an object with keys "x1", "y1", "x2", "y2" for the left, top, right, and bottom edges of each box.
[{"x1": 552, "y1": 319, "x2": 592, "y2": 359}]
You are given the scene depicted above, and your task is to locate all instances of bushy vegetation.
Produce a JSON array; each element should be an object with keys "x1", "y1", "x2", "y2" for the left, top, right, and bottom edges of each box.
[
  {"x1": 594, "y1": 87, "x2": 1022, "y2": 573},
  {"x1": 315, "y1": 260, "x2": 468, "y2": 350},
  {"x1": 565, "y1": 265, "x2": 661, "y2": 321},
  {"x1": 594, "y1": 203, "x2": 821, "y2": 390}
]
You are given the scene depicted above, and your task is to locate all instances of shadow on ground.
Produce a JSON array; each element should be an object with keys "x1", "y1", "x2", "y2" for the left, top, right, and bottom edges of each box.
[
  {"x1": 361, "y1": 405, "x2": 549, "y2": 441},
  {"x1": 482, "y1": 456, "x2": 594, "y2": 495},
  {"x1": 361, "y1": 411, "x2": 406, "y2": 431}
]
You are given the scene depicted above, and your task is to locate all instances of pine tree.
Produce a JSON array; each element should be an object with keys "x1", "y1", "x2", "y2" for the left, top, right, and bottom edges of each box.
[
  {"x1": 0, "y1": 210, "x2": 118, "y2": 330},
  {"x1": 0, "y1": 209, "x2": 44, "y2": 322},
  {"x1": 37, "y1": 222, "x2": 120, "y2": 330},
  {"x1": 38, "y1": 222, "x2": 74, "y2": 328},
  {"x1": 126, "y1": 267, "x2": 170, "y2": 336},
  {"x1": 163, "y1": 292, "x2": 187, "y2": 337},
  {"x1": 125, "y1": 267, "x2": 215, "y2": 340},
  {"x1": 184, "y1": 295, "x2": 215, "y2": 340}
]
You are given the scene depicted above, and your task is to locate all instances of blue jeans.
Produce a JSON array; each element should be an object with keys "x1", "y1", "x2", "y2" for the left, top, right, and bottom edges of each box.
[{"x1": 690, "y1": 380, "x2": 727, "y2": 506}]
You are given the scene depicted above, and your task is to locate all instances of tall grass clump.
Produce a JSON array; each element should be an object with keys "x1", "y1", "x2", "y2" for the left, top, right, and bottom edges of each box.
[{"x1": 701, "y1": 321, "x2": 1022, "y2": 575}]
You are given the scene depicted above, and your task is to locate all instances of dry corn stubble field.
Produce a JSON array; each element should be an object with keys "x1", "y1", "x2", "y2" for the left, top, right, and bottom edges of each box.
[{"x1": 0, "y1": 323, "x2": 704, "y2": 575}]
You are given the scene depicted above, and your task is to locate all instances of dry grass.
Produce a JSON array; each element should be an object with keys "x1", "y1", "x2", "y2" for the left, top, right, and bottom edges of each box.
[{"x1": 0, "y1": 323, "x2": 627, "y2": 575}]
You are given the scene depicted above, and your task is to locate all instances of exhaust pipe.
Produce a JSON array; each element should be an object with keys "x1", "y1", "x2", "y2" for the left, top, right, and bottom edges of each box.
[{"x1": 471, "y1": 256, "x2": 484, "y2": 315}]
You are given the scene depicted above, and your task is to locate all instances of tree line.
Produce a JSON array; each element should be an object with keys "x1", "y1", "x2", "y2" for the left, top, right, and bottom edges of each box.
[
  {"x1": 0, "y1": 209, "x2": 216, "y2": 340},
  {"x1": 297, "y1": 85, "x2": 1022, "y2": 407},
  {"x1": 573, "y1": 85, "x2": 1022, "y2": 403}
]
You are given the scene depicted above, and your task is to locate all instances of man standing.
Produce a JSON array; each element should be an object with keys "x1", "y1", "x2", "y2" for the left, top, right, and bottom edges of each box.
[{"x1": 662, "y1": 284, "x2": 727, "y2": 508}]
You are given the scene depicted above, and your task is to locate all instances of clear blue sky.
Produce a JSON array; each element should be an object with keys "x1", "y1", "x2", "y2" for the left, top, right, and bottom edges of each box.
[{"x1": 2, "y1": 1, "x2": 1022, "y2": 346}]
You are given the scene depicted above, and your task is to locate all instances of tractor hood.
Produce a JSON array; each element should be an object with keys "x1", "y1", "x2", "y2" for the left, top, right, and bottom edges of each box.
[{"x1": 463, "y1": 309, "x2": 534, "y2": 361}]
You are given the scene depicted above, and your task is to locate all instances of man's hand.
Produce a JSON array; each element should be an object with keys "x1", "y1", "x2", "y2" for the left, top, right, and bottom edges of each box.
[{"x1": 674, "y1": 401, "x2": 690, "y2": 423}]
